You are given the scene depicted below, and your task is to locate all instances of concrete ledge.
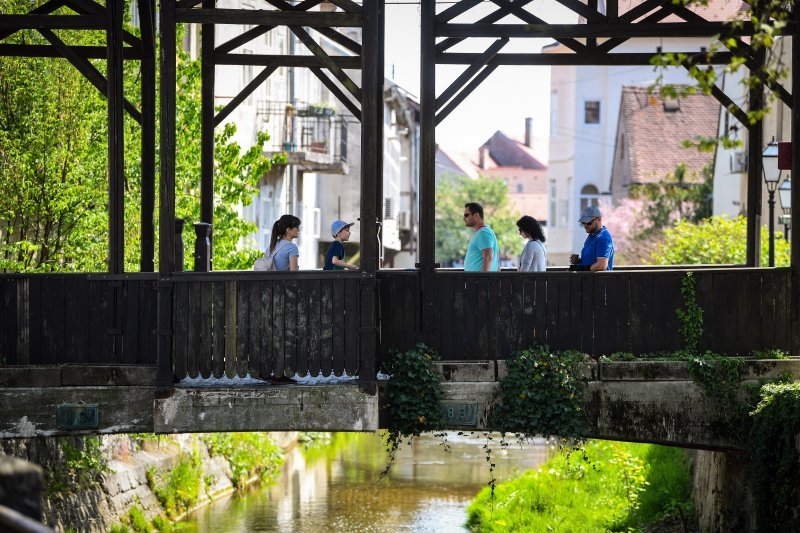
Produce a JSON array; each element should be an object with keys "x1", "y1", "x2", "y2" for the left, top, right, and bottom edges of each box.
[
  {"x1": 153, "y1": 385, "x2": 378, "y2": 433},
  {"x1": 599, "y1": 359, "x2": 800, "y2": 381},
  {"x1": 439, "y1": 382, "x2": 498, "y2": 429},
  {"x1": 0, "y1": 387, "x2": 155, "y2": 438},
  {"x1": 433, "y1": 361, "x2": 495, "y2": 382},
  {"x1": 497, "y1": 360, "x2": 598, "y2": 381},
  {"x1": 0, "y1": 365, "x2": 156, "y2": 387}
]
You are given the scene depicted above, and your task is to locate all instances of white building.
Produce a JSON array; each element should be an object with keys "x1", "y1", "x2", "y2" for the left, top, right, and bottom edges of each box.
[{"x1": 545, "y1": 0, "x2": 745, "y2": 265}]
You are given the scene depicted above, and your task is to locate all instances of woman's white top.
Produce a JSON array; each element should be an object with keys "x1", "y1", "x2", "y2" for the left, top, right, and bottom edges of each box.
[{"x1": 519, "y1": 239, "x2": 546, "y2": 272}]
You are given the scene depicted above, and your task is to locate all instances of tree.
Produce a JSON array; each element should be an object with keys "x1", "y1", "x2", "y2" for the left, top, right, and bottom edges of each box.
[
  {"x1": 0, "y1": 8, "x2": 282, "y2": 273},
  {"x1": 435, "y1": 173, "x2": 522, "y2": 266},
  {"x1": 650, "y1": 216, "x2": 790, "y2": 266}
]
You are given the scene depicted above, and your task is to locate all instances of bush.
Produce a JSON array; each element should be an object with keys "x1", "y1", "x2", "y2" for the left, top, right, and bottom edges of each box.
[
  {"x1": 466, "y1": 440, "x2": 692, "y2": 532},
  {"x1": 146, "y1": 451, "x2": 203, "y2": 518},
  {"x1": 202, "y1": 433, "x2": 284, "y2": 489}
]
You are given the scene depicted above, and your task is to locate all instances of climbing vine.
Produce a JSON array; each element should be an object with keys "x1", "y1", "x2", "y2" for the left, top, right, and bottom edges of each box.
[
  {"x1": 676, "y1": 272, "x2": 703, "y2": 355},
  {"x1": 382, "y1": 343, "x2": 445, "y2": 476}
]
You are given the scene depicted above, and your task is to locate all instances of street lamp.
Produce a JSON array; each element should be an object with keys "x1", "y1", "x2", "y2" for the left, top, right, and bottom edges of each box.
[
  {"x1": 779, "y1": 177, "x2": 792, "y2": 241},
  {"x1": 762, "y1": 139, "x2": 781, "y2": 267}
]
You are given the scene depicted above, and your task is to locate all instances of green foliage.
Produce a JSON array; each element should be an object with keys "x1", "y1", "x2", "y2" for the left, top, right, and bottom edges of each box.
[
  {"x1": 676, "y1": 272, "x2": 704, "y2": 354},
  {"x1": 651, "y1": 216, "x2": 791, "y2": 266},
  {"x1": 685, "y1": 353, "x2": 746, "y2": 407},
  {"x1": 493, "y1": 346, "x2": 585, "y2": 440},
  {"x1": 50, "y1": 436, "x2": 110, "y2": 492},
  {"x1": 630, "y1": 163, "x2": 713, "y2": 233},
  {"x1": 201, "y1": 432, "x2": 284, "y2": 489},
  {"x1": 751, "y1": 348, "x2": 791, "y2": 360},
  {"x1": 465, "y1": 440, "x2": 693, "y2": 532},
  {"x1": 748, "y1": 382, "x2": 800, "y2": 532},
  {"x1": 0, "y1": 13, "x2": 281, "y2": 273},
  {"x1": 383, "y1": 344, "x2": 445, "y2": 471},
  {"x1": 146, "y1": 451, "x2": 203, "y2": 519},
  {"x1": 434, "y1": 173, "x2": 522, "y2": 265}
]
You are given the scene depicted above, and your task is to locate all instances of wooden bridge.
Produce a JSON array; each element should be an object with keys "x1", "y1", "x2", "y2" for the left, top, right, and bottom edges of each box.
[{"x1": 1, "y1": 1, "x2": 799, "y2": 445}]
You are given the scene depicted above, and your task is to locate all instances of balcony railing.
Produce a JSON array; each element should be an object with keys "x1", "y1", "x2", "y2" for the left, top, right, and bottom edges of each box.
[{"x1": 257, "y1": 100, "x2": 347, "y2": 167}]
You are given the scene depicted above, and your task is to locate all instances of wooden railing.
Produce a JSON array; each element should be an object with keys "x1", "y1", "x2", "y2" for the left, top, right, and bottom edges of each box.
[
  {"x1": 1, "y1": 267, "x2": 793, "y2": 377},
  {"x1": 378, "y1": 267, "x2": 793, "y2": 361},
  {"x1": 170, "y1": 271, "x2": 365, "y2": 380},
  {"x1": 0, "y1": 274, "x2": 158, "y2": 365}
]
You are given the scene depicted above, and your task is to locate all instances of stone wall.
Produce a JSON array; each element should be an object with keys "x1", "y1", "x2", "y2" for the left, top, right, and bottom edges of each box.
[{"x1": 2, "y1": 432, "x2": 297, "y2": 532}]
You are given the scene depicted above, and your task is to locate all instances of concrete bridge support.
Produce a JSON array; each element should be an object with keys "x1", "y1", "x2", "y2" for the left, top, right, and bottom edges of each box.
[{"x1": 692, "y1": 450, "x2": 754, "y2": 533}]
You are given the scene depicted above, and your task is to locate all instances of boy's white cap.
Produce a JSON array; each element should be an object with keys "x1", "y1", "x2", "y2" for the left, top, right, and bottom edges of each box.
[{"x1": 331, "y1": 220, "x2": 355, "y2": 237}]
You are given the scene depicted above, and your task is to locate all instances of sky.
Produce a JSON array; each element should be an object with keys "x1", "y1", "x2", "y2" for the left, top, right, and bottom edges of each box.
[{"x1": 381, "y1": 0, "x2": 579, "y2": 162}]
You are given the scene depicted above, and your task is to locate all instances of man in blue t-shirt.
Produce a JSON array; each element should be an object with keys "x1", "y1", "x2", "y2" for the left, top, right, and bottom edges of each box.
[
  {"x1": 463, "y1": 202, "x2": 499, "y2": 272},
  {"x1": 570, "y1": 205, "x2": 614, "y2": 271}
]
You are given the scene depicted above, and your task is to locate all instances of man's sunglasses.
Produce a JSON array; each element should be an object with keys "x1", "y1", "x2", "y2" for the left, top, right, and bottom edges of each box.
[
  {"x1": 463, "y1": 213, "x2": 472, "y2": 218},
  {"x1": 581, "y1": 218, "x2": 598, "y2": 226}
]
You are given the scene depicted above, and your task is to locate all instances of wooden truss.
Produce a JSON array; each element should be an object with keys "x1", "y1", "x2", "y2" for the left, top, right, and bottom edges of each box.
[
  {"x1": 0, "y1": 0, "x2": 157, "y2": 274},
  {"x1": 418, "y1": 0, "x2": 800, "y2": 340}
]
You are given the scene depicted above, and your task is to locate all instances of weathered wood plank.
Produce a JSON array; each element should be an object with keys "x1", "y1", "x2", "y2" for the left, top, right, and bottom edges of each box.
[
  {"x1": 759, "y1": 271, "x2": 776, "y2": 350},
  {"x1": 475, "y1": 276, "x2": 490, "y2": 359},
  {"x1": 694, "y1": 272, "x2": 713, "y2": 353},
  {"x1": 224, "y1": 281, "x2": 237, "y2": 379},
  {"x1": 122, "y1": 281, "x2": 140, "y2": 364},
  {"x1": 296, "y1": 279, "x2": 310, "y2": 377},
  {"x1": 533, "y1": 276, "x2": 548, "y2": 347},
  {"x1": 546, "y1": 275, "x2": 559, "y2": 350},
  {"x1": 258, "y1": 280, "x2": 274, "y2": 379},
  {"x1": 628, "y1": 273, "x2": 642, "y2": 355},
  {"x1": 271, "y1": 280, "x2": 286, "y2": 377},
  {"x1": 0, "y1": 280, "x2": 17, "y2": 364},
  {"x1": 173, "y1": 282, "x2": 188, "y2": 380},
  {"x1": 451, "y1": 274, "x2": 466, "y2": 359},
  {"x1": 521, "y1": 277, "x2": 534, "y2": 350},
  {"x1": 774, "y1": 270, "x2": 789, "y2": 350},
  {"x1": 487, "y1": 276, "x2": 501, "y2": 357},
  {"x1": 510, "y1": 275, "x2": 524, "y2": 353},
  {"x1": 331, "y1": 279, "x2": 345, "y2": 375},
  {"x1": 592, "y1": 276, "x2": 608, "y2": 356},
  {"x1": 87, "y1": 279, "x2": 102, "y2": 364},
  {"x1": 236, "y1": 281, "x2": 249, "y2": 378},
  {"x1": 320, "y1": 280, "x2": 333, "y2": 375},
  {"x1": 199, "y1": 280, "x2": 213, "y2": 378},
  {"x1": 187, "y1": 282, "x2": 201, "y2": 379},
  {"x1": 567, "y1": 274, "x2": 582, "y2": 352},
  {"x1": 137, "y1": 280, "x2": 155, "y2": 365},
  {"x1": 62, "y1": 277, "x2": 78, "y2": 363},
  {"x1": 344, "y1": 278, "x2": 359, "y2": 376},
  {"x1": 284, "y1": 280, "x2": 298, "y2": 376},
  {"x1": 556, "y1": 276, "x2": 571, "y2": 351},
  {"x1": 211, "y1": 281, "x2": 225, "y2": 377},
  {"x1": 308, "y1": 279, "x2": 321, "y2": 376},
  {"x1": 615, "y1": 274, "x2": 631, "y2": 354}
]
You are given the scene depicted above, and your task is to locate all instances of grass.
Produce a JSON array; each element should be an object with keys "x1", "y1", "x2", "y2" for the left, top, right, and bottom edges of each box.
[
  {"x1": 146, "y1": 451, "x2": 204, "y2": 519},
  {"x1": 465, "y1": 440, "x2": 692, "y2": 532},
  {"x1": 201, "y1": 432, "x2": 284, "y2": 489}
]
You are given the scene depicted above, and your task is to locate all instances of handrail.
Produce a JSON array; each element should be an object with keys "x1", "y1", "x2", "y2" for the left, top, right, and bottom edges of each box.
[{"x1": 0, "y1": 505, "x2": 54, "y2": 533}]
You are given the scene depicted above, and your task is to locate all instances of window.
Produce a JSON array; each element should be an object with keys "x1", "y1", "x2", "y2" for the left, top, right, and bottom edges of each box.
[
  {"x1": 548, "y1": 180, "x2": 557, "y2": 228},
  {"x1": 584, "y1": 101, "x2": 601, "y2": 124},
  {"x1": 516, "y1": 183, "x2": 524, "y2": 193},
  {"x1": 580, "y1": 184, "x2": 601, "y2": 212}
]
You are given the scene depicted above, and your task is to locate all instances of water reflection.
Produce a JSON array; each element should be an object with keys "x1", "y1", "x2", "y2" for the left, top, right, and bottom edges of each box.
[{"x1": 184, "y1": 432, "x2": 550, "y2": 532}]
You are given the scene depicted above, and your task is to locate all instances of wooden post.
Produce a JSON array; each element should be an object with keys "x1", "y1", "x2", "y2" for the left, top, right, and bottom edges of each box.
[
  {"x1": 358, "y1": 0, "x2": 384, "y2": 392},
  {"x1": 746, "y1": 47, "x2": 764, "y2": 267},
  {"x1": 156, "y1": 0, "x2": 177, "y2": 392},
  {"x1": 139, "y1": 0, "x2": 156, "y2": 273},
  {"x1": 201, "y1": 0, "x2": 215, "y2": 268},
  {"x1": 193, "y1": 223, "x2": 212, "y2": 272},
  {"x1": 174, "y1": 218, "x2": 185, "y2": 272},
  {"x1": 791, "y1": 3, "x2": 800, "y2": 356},
  {"x1": 418, "y1": 0, "x2": 436, "y2": 345},
  {"x1": 107, "y1": 0, "x2": 124, "y2": 273}
]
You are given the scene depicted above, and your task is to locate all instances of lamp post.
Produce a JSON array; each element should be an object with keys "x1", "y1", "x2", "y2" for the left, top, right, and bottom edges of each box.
[
  {"x1": 779, "y1": 177, "x2": 792, "y2": 241},
  {"x1": 762, "y1": 139, "x2": 781, "y2": 267}
]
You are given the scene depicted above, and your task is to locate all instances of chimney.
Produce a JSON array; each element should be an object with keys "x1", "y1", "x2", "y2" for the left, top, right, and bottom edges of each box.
[{"x1": 524, "y1": 117, "x2": 533, "y2": 148}]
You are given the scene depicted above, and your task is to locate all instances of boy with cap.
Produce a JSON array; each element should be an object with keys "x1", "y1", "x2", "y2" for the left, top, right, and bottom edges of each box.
[
  {"x1": 324, "y1": 220, "x2": 359, "y2": 270},
  {"x1": 570, "y1": 205, "x2": 614, "y2": 271}
]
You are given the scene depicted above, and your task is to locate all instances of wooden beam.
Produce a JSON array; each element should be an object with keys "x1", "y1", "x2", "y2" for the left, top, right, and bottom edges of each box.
[
  {"x1": 107, "y1": 0, "x2": 124, "y2": 274},
  {"x1": 436, "y1": 61, "x2": 499, "y2": 126},
  {"x1": 290, "y1": 25, "x2": 362, "y2": 102},
  {"x1": 435, "y1": 21, "x2": 773, "y2": 40},
  {"x1": 791, "y1": 0, "x2": 800, "y2": 355},
  {"x1": 746, "y1": 50, "x2": 765, "y2": 267},
  {"x1": 438, "y1": 51, "x2": 734, "y2": 66},
  {"x1": 156, "y1": 0, "x2": 177, "y2": 390},
  {"x1": 596, "y1": 5, "x2": 675, "y2": 53},
  {"x1": 435, "y1": 38, "x2": 507, "y2": 110},
  {"x1": 0, "y1": 14, "x2": 104, "y2": 30},
  {"x1": 214, "y1": 66, "x2": 278, "y2": 128},
  {"x1": 263, "y1": 0, "x2": 323, "y2": 11},
  {"x1": 200, "y1": 0, "x2": 215, "y2": 244},
  {"x1": 553, "y1": 0, "x2": 606, "y2": 24},
  {"x1": 436, "y1": 0, "x2": 482, "y2": 24},
  {"x1": 0, "y1": 0, "x2": 66, "y2": 42},
  {"x1": 308, "y1": 67, "x2": 361, "y2": 121},
  {"x1": 316, "y1": 27, "x2": 361, "y2": 55},
  {"x1": 139, "y1": 0, "x2": 156, "y2": 273},
  {"x1": 65, "y1": 0, "x2": 142, "y2": 49},
  {"x1": 326, "y1": 0, "x2": 362, "y2": 15},
  {"x1": 488, "y1": 0, "x2": 584, "y2": 53},
  {"x1": 0, "y1": 44, "x2": 141, "y2": 59},
  {"x1": 435, "y1": 0, "x2": 534, "y2": 53},
  {"x1": 707, "y1": 82, "x2": 751, "y2": 130},
  {"x1": 216, "y1": 25, "x2": 272, "y2": 54},
  {"x1": 37, "y1": 29, "x2": 142, "y2": 123},
  {"x1": 619, "y1": 0, "x2": 668, "y2": 23},
  {"x1": 175, "y1": 8, "x2": 361, "y2": 27},
  {"x1": 214, "y1": 52, "x2": 361, "y2": 69}
]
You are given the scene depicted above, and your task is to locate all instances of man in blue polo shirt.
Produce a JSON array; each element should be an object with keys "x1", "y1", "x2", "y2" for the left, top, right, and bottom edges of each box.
[
  {"x1": 463, "y1": 202, "x2": 499, "y2": 272},
  {"x1": 570, "y1": 205, "x2": 614, "y2": 271}
]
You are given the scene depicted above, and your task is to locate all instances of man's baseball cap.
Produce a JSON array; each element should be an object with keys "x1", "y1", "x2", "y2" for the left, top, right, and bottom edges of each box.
[
  {"x1": 578, "y1": 205, "x2": 602, "y2": 224},
  {"x1": 331, "y1": 219, "x2": 355, "y2": 237}
]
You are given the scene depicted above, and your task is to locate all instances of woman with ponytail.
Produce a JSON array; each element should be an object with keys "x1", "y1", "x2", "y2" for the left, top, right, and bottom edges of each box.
[{"x1": 268, "y1": 214, "x2": 301, "y2": 271}]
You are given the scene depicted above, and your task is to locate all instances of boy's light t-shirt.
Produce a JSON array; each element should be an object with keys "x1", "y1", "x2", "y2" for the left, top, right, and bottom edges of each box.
[{"x1": 464, "y1": 225, "x2": 499, "y2": 272}]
